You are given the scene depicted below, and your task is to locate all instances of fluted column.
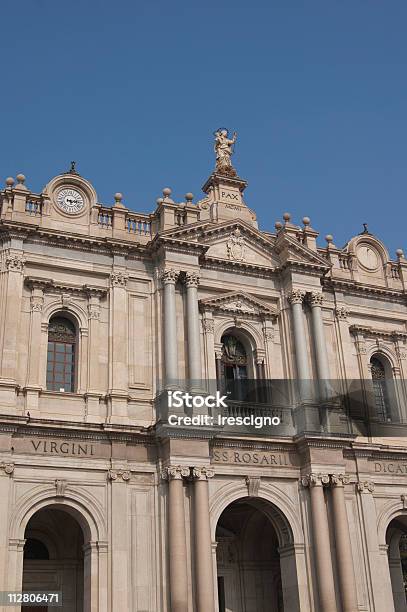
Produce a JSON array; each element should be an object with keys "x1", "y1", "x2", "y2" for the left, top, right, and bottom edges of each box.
[
  {"x1": 161, "y1": 269, "x2": 180, "y2": 387},
  {"x1": 308, "y1": 292, "x2": 330, "y2": 382},
  {"x1": 192, "y1": 466, "x2": 215, "y2": 612},
  {"x1": 330, "y1": 474, "x2": 358, "y2": 612},
  {"x1": 162, "y1": 465, "x2": 190, "y2": 612},
  {"x1": 288, "y1": 290, "x2": 310, "y2": 380},
  {"x1": 185, "y1": 271, "x2": 202, "y2": 386},
  {"x1": 301, "y1": 473, "x2": 337, "y2": 612}
]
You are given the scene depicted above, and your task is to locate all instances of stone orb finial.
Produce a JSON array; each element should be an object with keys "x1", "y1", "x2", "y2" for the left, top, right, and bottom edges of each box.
[
  {"x1": 185, "y1": 192, "x2": 194, "y2": 202},
  {"x1": 162, "y1": 187, "x2": 172, "y2": 197},
  {"x1": 5, "y1": 177, "x2": 14, "y2": 187},
  {"x1": 114, "y1": 192, "x2": 123, "y2": 203},
  {"x1": 283, "y1": 212, "x2": 291, "y2": 223},
  {"x1": 325, "y1": 234, "x2": 334, "y2": 245},
  {"x1": 396, "y1": 248, "x2": 404, "y2": 259},
  {"x1": 275, "y1": 221, "x2": 283, "y2": 231},
  {"x1": 156, "y1": 197, "x2": 164, "y2": 206},
  {"x1": 302, "y1": 216, "x2": 310, "y2": 227},
  {"x1": 16, "y1": 173, "x2": 26, "y2": 184}
]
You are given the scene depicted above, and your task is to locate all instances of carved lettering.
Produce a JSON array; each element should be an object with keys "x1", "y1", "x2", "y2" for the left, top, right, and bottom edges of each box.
[
  {"x1": 373, "y1": 461, "x2": 407, "y2": 475},
  {"x1": 29, "y1": 439, "x2": 95, "y2": 457},
  {"x1": 212, "y1": 449, "x2": 293, "y2": 467}
]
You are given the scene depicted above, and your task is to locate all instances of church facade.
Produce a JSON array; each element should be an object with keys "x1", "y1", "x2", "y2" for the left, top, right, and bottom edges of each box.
[{"x1": 0, "y1": 138, "x2": 407, "y2": 612}]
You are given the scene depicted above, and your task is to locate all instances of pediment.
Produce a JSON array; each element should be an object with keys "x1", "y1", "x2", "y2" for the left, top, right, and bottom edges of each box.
[
  {"x1": 274, "y1": 233, "x2": 331, "y2": 269},
  {"x1": 160, "y1": 220, "x2": 279, "y2": 269},
  {"x1": 199, "y1": 291, "x2": 277, "y2": 319}
]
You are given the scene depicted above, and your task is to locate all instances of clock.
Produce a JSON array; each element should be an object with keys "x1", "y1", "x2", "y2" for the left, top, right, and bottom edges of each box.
[
  {"x1": 357, "y1": 244, "x2": 379, "y2": 270},
  {"x1": 56, "y1": 188, "x2": 85, "y2": 214}
]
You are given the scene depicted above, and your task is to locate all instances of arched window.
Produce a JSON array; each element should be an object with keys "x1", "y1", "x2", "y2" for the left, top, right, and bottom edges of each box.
[
  {"x1": 220, "y1": 334, "x2": 248, "y2": 399},
  {"x1": 370, "y1": 355, "x2": 390, "y2": 421},
  {"x1": 47, "y1": 316, "x2": 76, "y2": 392}
]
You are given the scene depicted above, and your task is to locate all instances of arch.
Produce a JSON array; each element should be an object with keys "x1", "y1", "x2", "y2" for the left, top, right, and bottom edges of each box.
[
  {"x1": 214, "y1": 319, "x2": 264, "y2": 352},
  {"x1": 10, "y1": 484, "x2": 107, "y2": 544},
  {"x1": 377, "y1": 501, "x2": 407, "y2": 546},
  {"x1": 210, "y1": 479, "x2": 303, "y2": 547},
  {"x1": 42, "y1": 299, "x2": 88, "y2": 331}
]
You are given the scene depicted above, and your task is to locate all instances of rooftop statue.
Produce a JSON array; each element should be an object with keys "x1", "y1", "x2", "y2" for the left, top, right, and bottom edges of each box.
[{"x1": 214, "y1": 128, "x2": 237, "y2": 176}]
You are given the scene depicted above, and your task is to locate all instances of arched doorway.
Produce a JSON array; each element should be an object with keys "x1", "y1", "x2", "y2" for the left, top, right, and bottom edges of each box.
[
  {"x1": 216, "y1": 498, "x2": 295, "y2": 612},
  {"x1": 387, "y1": 515, "x2": 407, "y2": 612},
  {"x1": 22, "y1": 507, "x2": 84, "y2": 612}
]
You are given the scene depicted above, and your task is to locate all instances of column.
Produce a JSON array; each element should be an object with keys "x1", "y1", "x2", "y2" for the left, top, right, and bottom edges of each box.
[
  {"x1": 287, "y1": 290, "x2": 310, "y2": 380},
  {"x1": 108, "y1": 468, "x2": 131, "y2": 610},
  {"x1": 108, "y1": 271, "x2": 128, "y2": 420},
  {"x1": 24, "y1": 282, "x2": 44, "y2": 413},
  {"x1": 86, "y1": 290, "x2": 103, "y2": 421},
  {"x1": 83, "y1": 541, "x2": 99, "y2": 612},
  {"x1": 161, "y1": 270, "x2": 180, "y2": 387},
  {"x1": 185, "y1": 271, "x2": 202, "y2": 387},
  {"x1": 0, "y1": 252, "x2": 25, "y2": 384},
  {"x1": 162, "y1": 466, "x2": 190, "y2": 612},
  {"x1": 192, "y1": 466, "x2": 215, "y2": 612},
  {"x1": 330, "y1": 474, "x2": 358, "y2": 612},
  {"x1": 0, "y1": 463, "x2": 14, "y2": 599},
  {"x1": 301, "y1": 473, "x2": 337, "y2": 612},
  {"x1": 308, "y1": 292, "x2": 330, "y2": 382}
]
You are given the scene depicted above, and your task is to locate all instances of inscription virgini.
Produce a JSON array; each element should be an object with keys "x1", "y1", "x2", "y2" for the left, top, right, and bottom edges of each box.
[{"x1": 30, "y1": 439, "x2": 95, "y2": 456}]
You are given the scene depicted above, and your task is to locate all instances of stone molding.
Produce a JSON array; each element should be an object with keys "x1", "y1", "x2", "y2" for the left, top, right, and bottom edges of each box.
[
  {"x1": 350, "y1": 325, "x2": 407, "y2": 342},
  {"x1": 184, "y1": 271, "x2": 200, "y2": 288},
  {"x1": 199, "y1": 290, "x2": 277, "y2": 319},
  {"x1": 192, "y1": 466, "x2": 215, "y2": 481},
  {"x1": 287, "y1": 289, "x2": 306, "y2": 305},
  {"x1": 161, "y1": 465, "x2": 190, "y2": 481},
  {"x1": 202, "y1": 318, "x2": 214, "y2": 334}
]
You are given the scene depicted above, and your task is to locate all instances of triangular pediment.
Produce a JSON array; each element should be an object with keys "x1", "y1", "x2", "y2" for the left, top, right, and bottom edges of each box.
[
  {"x1": 199, "y1": 291, "x2": 277, "y2": 318},
  {"x1": 156, "y1": 219, "x2": 330, "y2": 272}
]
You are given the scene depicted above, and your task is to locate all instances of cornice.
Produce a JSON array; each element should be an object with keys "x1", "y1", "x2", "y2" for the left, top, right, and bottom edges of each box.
[
  {"x1": 201, "y1": 255, "x2": 277, "y2": 276},
  {"x1": 148, "y1": 235, "x2": 209, "y2": 256},
  {"x1": 349, "y1": 325, "x2": 407, "y2": 341},
  {"x1": 24, "y1": 276, "x2": 108, "y2": 296},
  {"x1": 323, "y1": 278, "x2": 406, "y2": 303},
  {"x1": 199, "y1": 290, "x2": 278, "y2": 318}
]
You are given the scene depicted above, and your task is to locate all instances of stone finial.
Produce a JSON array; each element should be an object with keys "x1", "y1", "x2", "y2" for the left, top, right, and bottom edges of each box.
[
  {"x1": 156, "y1": 197, "x2": 164, "y2": 206},
  {"x1": 302, "y1": 216, "x2": 310, "y2": 227},
  {"x1": 15, "y1": 173, "x2": 27, "y2": 190},
  {"x1": 5, "y1": 177, "x2": 14, "y2": 188},
  {"x1": 275, "y1": 221, "x2": 283, "y2": 231},
  {"x1": 185, "y1": 192, "x2": 194, "y2": 203},
  {"x1": 396, "y1": 248, "x2": 404, "y2": 260},
  {"x1": 325, "y1": 234, "x2": 333, "y2": 245},
  {"x1": 283, "y1": 212, "x2": 291, "y2": 224},
  {"x1": 114, "y1": 192, "x2": 124, "y2": 208},
  {"x1": 162, "y1": 187, "x2": 172, "y2": 197}
]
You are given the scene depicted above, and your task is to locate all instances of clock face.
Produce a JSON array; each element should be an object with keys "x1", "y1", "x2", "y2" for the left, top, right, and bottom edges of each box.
[
  {"x1": 357, "y1": 244, "x2": 379, "y2": 270},
  {"x1": 56, "y1": 188, "x2": 85, "y2": 214}
]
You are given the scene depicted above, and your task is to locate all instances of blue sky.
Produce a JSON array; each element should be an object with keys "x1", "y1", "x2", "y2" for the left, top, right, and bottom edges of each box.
[{"x1": 1, "y1": 1, "x2": 406, "y2": 255}]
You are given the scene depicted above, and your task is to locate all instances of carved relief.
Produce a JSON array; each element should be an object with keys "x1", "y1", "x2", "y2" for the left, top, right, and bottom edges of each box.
[
  {"x1": 55, "y1": 479, "x2": 67, "y2": 497},
  {"x1": 5, "y1": 254, "x2": 25, "y2": 273},
  {"x1": 245, "y1": 475, "x2": 261, "y2": 497},
  {"x1": 110, "y1": 272, "x2": 128, "y2": 288},
  {"x1": 335, "y1": 306, "x2": 349, "y2": 320},
  {"x1": 356, "y1": 480, "x2": 375, "y2": 494},
  {"x1": 0, "y1": 462, "x2": 14, "y2": 475},
  {"x1": 227, "y1": 228, "x2": 246, "y2": 262},
  {"x1": 108, "y1": 468, "x2": 131, "y2": 481}
]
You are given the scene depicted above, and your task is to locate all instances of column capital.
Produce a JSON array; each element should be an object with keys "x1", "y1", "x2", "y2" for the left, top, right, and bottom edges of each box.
[
  {"x1": 107, "y1": 468, "x2": 131, "y2": 482},
  {"x1": 88, "y1": 304, "x2": 101, "y2": 320},
  {"x1": 335, "y1": 306, "x2": 349, "y2": 320},
  {"x1": 110, "y1": 271, "x2": 128, "y2": 288},
  {"x1": 300, "y1": 472, "x2": 330, "y2": 487},
  {"x1": 161, "y1": 465, "x2": 190, "y2": 481},
  {"x1": 184, "y1": 271, "x2": 200, "y2": 288},
  {"x1": 330, "y1": 473, "x2": 350, "y2": 487},
  {"x1": 5, "y1": 253, "x2": 25, "y2": 273},
  {"x1": 287, "y1": 289, "x2": 306, "y2": 305},
  {"x1": 0, "y1": 462, "x2": 14, "y2": 476},
  {"x1": 356, "y1": 479, "x2": 375, "y2": 494},
  {"x1": 307, "y1": 291, "x2": 324, "y2": 307},
  {"x1": 192, "y1": 466, "x2": 215, "y2": 481},
  {"x1": 160, "y1": 268, "x2": 180, "y2": 285},
  {"x1": 30, "y1": 295, "x2": 44, "y2": 312}
]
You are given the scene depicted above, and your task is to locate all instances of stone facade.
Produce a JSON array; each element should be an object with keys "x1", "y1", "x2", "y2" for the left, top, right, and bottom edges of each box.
[{"x1": 0, "y1": 158, "x2": 406, "y2": 612}]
